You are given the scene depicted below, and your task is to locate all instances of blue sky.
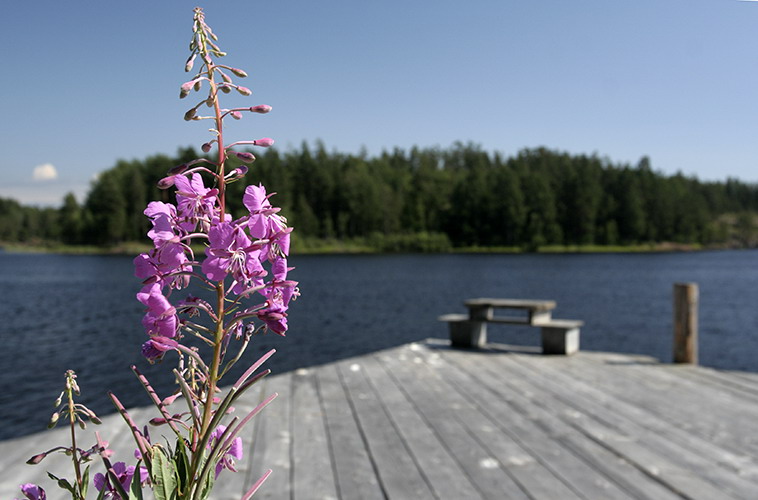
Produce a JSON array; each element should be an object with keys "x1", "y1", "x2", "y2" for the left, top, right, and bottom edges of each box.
[{"x1": 2, "y1": 0, "x2": 758, "y2": 206}]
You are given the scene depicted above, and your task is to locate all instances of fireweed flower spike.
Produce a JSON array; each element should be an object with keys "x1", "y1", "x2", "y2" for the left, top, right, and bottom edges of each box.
[{"x1": 24, "y1": 7, "x2": 292, "y2": 500}]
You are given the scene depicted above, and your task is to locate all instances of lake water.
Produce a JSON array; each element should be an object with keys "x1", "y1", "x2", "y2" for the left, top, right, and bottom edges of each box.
[{"x1": 1, "y1": 250, "x2": 757, "y2": 440}]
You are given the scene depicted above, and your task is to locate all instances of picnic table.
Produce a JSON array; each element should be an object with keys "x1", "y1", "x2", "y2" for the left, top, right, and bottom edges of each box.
[{"x1": 439, "y1": 298, "x2": 583, "y2": 355}]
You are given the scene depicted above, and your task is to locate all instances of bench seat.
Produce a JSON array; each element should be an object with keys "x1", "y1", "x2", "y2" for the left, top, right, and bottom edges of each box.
[
  {"x1": 439, "y1": 302, "x2": 582, "y2": 355},
  {"x1": 539, "y1": 319, "x2": 582, "y2": 355}
]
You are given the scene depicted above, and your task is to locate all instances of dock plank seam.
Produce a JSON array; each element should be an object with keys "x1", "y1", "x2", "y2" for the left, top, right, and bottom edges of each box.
[
  {"x1": 412, "y1": 345, "x2": 636, "y2": 500},
  {"x1": 377, "y1": 348, "x2": 532, "y2": 500},
  {"x1": 499, "y1": 352, "x2": 756, "y2": 499},
  {"x1": 336, "y1": 360, "x2": 436, "y2": 499},
  {"x1": 512, "y1": 352, "x2": 758, "y2": 477},
  {"x1": 363, "y1": 354, "x2": 489, "y2": 500},
  {"x1": 436, "y1": 348, "x2": 695, "y2": 499}
]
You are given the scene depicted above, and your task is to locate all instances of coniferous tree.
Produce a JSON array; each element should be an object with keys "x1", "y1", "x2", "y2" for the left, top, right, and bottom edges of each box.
[{"x1": 59, "y1": 193, "x2": 82, "y2": 244}]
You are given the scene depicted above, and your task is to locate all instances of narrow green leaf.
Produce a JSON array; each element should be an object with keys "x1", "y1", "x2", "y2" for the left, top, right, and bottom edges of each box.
[
  {"x1": 173, "y1": 438, "x2": 191, "y2": 494},
  {"x1": 198, "y1": 463, "x2": 216, "y2": 500},
  {"x1": 46, "y1": 471, "x2": 75, "y2": 494},
  {"x1": 82, "y1": 465, "x2": 90, "y2": 498},
  {"x1": 57, "y1": 477, "x2": 76, "y2": 495},
  {"x1": 128, "y1": 462, "x2": 144, "y2": 500}
]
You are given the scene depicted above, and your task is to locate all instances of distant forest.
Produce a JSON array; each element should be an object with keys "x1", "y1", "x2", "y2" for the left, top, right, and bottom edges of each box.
[{"x1": 3, "y1": 142, "x2": 758, "y2": 252}]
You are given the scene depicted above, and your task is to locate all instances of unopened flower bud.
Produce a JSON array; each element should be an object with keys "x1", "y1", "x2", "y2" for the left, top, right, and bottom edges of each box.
[
  {"x1": 254, "y1": 138, "x2": 275, "y2": 147},
  {"x1": 158, "y1": 176, "x2": 177, "y2": 189},
  {"x1": 231, "y1": 111, "x2": 242, "y2": 120},
  {"x1": 232, "y1": 152, "x2": 256, "y2": 163},
  {"x1": 179, "y1": 80, "x2": 195, "y2": 99},
  {"x1": 149, "y1": 417, "x2": 167, "y2": 426},
  {"x1": 194, "y1": 80, "x2": 202, "y2": 91},
  {"x1": 185, "y1": 53, "x2": 196, "y2": 72},
  {"x1": 27, "y1": 453, "x2": 47, "y2": 465},
  {"x1": 250, "y1": 105, "x2": 272, "y2": 114},
  {"x1": 221, "y1": 72, "x2": 232, "y2": 84},
  {"x1": 53, "y1": 391, "x2": 64, "y2": 407},
  {"x1": 201, "y1": 142, "x2": 213, "y2": 153},
  {"x1": 47, "y1": 412, "x2": 60, "y2": 429},
  {"x1": 168, "y1": 163, "x2": 189, "y2": 175},
  {"x1": 162, "y1": 393, "x2": 180, "y2": 406},
  {"x1": 231, "y1": 68, "x2": 248, "y2": 78},
  {"x1": 184, "y1": 108, "x2": 197, "y2": 121},
  {"x1": 88, "y1": 410, "x2": 102, "y2": 425},
  {"x1": 220, "y1": 85, "x2": 231, "y2": 94},
  {"x1": 236, "y1": 86, "x2": 252, "y2": 96},
  {"x1": 236, "y1": 166, "x2": 249, "y2": 176}
]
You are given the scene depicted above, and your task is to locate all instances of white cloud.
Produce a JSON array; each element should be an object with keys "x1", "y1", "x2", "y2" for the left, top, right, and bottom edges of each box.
[{"x1": 32, "y1": 163, "x2": 58, "y2": 181}]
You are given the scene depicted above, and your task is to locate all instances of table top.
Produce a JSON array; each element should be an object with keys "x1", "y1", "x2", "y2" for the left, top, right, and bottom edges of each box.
[{"x1": 464, "y1": 298, "x2": 556, "y2": 311}]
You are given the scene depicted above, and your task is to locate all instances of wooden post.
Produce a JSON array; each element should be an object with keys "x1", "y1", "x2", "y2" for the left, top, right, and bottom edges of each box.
[{"x1": 673, "y1": 283, "x2": 698, "y2": 364}]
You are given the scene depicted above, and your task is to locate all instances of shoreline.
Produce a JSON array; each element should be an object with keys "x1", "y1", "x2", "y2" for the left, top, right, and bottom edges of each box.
[{"x1": 0, "y1": 240, "x2": 737, "y2": 256}]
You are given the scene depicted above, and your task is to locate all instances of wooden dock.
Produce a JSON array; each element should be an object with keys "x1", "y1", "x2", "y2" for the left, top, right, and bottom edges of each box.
[{"x1": 3, "y1": 340, "x2": 758, "y2": 499}]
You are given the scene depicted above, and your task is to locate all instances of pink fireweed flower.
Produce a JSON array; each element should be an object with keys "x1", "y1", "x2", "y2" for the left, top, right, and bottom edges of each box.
[
  {"x1": 242, "y1": 184, "x2": 291, "y2": 263},
  {"x1": 134, "y1": 241, "x2": 191, "y2": 290},
  {"x1": 144, "y1": 201, "x2": 183, "y2": 247},
  {"x1": 252, "y1": 255, "x2": 298, "y2": 336},
  {"x1": 17, "y1": 484, "x2": 46, "y2": 500},
  {"x1": 208, "y1": 425, "x2": 243, "y2": 479},
  {"x1": 174, "y1": 173, "x2": 218, "y2": 232},
  {"x1": 93, "y1": 462, "x2": 149, "y2": 498},
  {"x1": 141, "y1": 336, "x2": 180, "y2": 362},
  {"x1": 202, "y1": 221, "x2": 266, "y2": 294},
  {"x1": 256, "y1": 298, "x2": 288, "y2": 335},
  {"x1": 137, "y1": 283, "x2": 179, "y2": 338}
]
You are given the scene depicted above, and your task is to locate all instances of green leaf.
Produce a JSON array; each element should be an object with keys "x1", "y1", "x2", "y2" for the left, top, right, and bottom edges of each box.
[
  {"x1": 82, "y1": 465, "x2": 90, "y2": 498},
  {"x1": 151, "y1": 446, "x2": 178, "y2": 500},
  {"x1": 128, "y1": 461, "x2": 144, "y2": 500},
  {"x1": 173, "y1": 438, "x2": 191, "y2": 494},
  {"x1": 198, "y1": 463, "x2": 216, "y2": 500},
  {"x1": 46, "y1": 471, "x2": 75, "y2": 494}
]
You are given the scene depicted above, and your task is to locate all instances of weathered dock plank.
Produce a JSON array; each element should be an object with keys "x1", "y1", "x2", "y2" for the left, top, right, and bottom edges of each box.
[
  {"x1": 316, "y1": 363, "x2": 383, "y2": 500},
  {"x1": 358, "y1": 354, "x2": 487, "y2": 500},
  {"x1": 3, "y1": 340, "x2": 758, "y2": 499},
  {"x1": 291, "y1": 367, "x2": 338, "y2": 500},
  {"x1": 335, "y1": 358, "x2": 436, "y2": 499}
]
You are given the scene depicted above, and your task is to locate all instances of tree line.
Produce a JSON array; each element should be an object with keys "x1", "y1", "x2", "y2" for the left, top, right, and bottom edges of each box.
[{"x1": 3, "y1": 142, "x2": 758, "y2": 251}]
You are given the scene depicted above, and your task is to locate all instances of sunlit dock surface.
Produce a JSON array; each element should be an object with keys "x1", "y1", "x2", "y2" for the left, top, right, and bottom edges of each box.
[{"x1": 3, "y1": 340, "x2": 758, "y2": 499}]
